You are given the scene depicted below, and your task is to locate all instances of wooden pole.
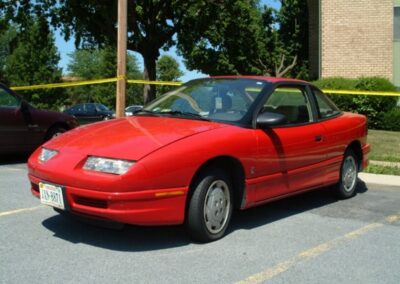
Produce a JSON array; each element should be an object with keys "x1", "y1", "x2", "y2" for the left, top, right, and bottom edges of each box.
[{"x1": 116, "y1": 0, "x2": 127, "y2": 118}]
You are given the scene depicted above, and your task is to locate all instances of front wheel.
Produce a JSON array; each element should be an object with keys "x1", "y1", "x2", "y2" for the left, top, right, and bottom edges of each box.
[
  {"x1": 186, "y1": 168, "x2": 233, "y2": 242},
  {"x1": 335, "y1": 149, "x2": 359, "y2": 199}
]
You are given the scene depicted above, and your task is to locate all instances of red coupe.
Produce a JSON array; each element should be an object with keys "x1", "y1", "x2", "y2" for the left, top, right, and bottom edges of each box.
[{"x1": 28, "y1": 77, "x2": 370, "y2": 242}]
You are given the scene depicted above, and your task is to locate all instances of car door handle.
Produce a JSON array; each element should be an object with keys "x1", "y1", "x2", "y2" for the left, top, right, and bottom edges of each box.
[
  {"x1": 315, "y1": 135, "x2": 323, "y2": 142},
  {"x1": 28, "y1": 124, "x2": 39, "y2": 129}
]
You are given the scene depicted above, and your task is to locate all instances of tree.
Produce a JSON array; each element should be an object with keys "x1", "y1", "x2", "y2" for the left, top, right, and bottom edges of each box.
[
  {"x1": 0, "y1": 25, "x2": 17, "y2": 84},
  {"x1": 177, "y1": 1, "x2": 270, "y2": 76},
  {"x1": 277, "y1": 0, "x2": 309, "y2": 78},
  {"x1": 156, "y1": 55, "x2": 183, "y2": 95},
  {"x1": 38, "y1": 0, "x2": 195, "y2": 104},
  {"x1": 67, "y1": 47, "x2": 143, "y2": 108},
  {"x1": 3, "y1": 15, "x2": 63, "y2": 110}
]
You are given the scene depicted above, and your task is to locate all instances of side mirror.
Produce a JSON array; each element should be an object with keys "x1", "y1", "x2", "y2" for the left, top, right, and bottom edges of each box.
[{"x1": 256, "y1": 112, "x2": 287, "y2": 128}]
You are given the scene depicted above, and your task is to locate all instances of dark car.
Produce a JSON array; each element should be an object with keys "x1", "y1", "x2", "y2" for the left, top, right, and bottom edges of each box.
[
  {"x1": 64, "y1": 103, "x2": 115, "y2": 124},
  {"x1": 0, "y1": 83, "x2": 78, "y2": 155}
]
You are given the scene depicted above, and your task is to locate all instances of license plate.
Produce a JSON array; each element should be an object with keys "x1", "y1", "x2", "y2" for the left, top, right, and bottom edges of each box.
[{"x1": 39, "y1": 182, "x2": 65, "y2": 210}]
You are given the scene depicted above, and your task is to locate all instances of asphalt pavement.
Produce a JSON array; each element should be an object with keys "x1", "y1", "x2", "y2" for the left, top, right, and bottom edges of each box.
[{"x1": 0, "y1": 162, "x2": 399, "y2": 284}]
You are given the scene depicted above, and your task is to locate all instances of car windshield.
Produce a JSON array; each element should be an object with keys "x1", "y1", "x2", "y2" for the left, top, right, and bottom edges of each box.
[{"x1": 142, "y1": 78, "x2": 269, "y2": 123}]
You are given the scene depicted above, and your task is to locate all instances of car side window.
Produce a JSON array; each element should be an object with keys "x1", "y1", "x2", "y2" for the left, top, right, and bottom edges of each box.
[
  {"x1": 312, "y1": 88, "x2": 341, "y2": 119},
  {"x1": 263, "y1": 86, "x2": 313, "y2": 125},
  {"x1": 0, "y1": 87, "x2": 20, "y2": 108}
]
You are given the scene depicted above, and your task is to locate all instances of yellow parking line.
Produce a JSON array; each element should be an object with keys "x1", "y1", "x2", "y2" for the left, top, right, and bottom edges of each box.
[
  {"x1": 235, "y1": 213, "x2": 399, "y2": 284},
  {"x1": 0, "y1": 205, "x2": 44, "y2": 217}
]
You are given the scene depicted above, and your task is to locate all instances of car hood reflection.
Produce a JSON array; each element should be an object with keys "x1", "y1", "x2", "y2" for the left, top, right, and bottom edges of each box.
[{"x1": 43, "y1": 116, "x2": 227, "y2": 160}]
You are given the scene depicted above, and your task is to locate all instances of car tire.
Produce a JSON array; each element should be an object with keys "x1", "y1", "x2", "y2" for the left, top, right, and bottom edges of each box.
[
  {"x1": 186, "y1": 168, "x2": 233, "y2": 242},
  {"x1": 45, "y1": 126, "x2": 67, "y2": 141},
  {"x1": 335, "y1": 149, "x2": 359, "y2": 199}
]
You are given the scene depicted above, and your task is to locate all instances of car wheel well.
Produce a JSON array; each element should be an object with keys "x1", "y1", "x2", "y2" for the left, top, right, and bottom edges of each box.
[
  {"x1": 187, "y1": 156, "x2": 246, "y2": 212},
  {"x1": 44, "y1": 123, "x2": 69, "y2": 142},
  {"x1": 346, "y1": 140, "x2": 363, "y2": 171}
]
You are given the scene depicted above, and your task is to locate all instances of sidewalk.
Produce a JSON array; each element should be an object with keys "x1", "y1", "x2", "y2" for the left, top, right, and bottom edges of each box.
[{"x1": 359, "y1": 172, "x2": 400, "y2": 187}]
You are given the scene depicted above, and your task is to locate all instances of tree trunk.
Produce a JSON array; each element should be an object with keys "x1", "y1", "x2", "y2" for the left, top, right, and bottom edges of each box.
[{"x1": 143, "y1": 55, "x2": 157, "y2": 104}]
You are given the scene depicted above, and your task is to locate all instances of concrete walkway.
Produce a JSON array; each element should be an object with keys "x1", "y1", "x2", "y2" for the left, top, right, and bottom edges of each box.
[{"x1": 359, "y1": 172, "x2": 400, "y2": 187}]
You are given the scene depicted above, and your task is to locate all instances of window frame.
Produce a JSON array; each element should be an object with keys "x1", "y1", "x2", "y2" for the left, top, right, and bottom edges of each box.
[{"x1": 253, "y1": 82, "x2": 318, "y2": 128}]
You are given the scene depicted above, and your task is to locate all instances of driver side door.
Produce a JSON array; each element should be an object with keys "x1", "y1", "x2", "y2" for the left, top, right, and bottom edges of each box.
[
  {"x1": 0, "y1": 86, "x2": 31, "y2": 153},
  {"x1": 254, "y1": 84, "x2": 328, "y2": 201}
]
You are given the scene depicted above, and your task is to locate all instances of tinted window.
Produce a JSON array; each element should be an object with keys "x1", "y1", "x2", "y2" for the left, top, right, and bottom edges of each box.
[
  {"x1": 263, "y1": 86, "x2": 313, "y2": 124},
  {"x1": 0, "y1": 87, "x2": 19, "y2": 108},
  {"x1": 312, "y1": 88, "x2": 341, "y2": 119}
]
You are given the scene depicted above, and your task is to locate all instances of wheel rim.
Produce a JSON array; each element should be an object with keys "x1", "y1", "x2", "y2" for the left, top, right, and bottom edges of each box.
[
  {"x1": 342, "y1": 156, "x2": 357, "y2": 192},
  {"x1": 203, "y1": 180, "x2": 231, "y2": 234}
]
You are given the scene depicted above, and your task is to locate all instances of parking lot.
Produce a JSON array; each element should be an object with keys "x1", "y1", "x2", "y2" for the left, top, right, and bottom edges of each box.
[{"x1": 1, "y1": 160, "x2": 399, "y2": 284}]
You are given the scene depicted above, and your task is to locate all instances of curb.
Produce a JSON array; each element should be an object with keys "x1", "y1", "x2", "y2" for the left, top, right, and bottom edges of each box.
[{"x1": 359, "y1": 172, "x2": 400, "y2": 187}]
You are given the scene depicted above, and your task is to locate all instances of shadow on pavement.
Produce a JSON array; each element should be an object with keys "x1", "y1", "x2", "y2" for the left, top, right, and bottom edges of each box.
[{"x1": 41, "y1": 181, "x2": 369, "y2": 251}]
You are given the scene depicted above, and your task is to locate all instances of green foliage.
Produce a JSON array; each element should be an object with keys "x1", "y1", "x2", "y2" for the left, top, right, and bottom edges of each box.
[
  {"x1": 313, "y1": 77, "x2": 398, "y2": 129},
  {"x1": 177, "y1": 1, "x2": 268, "y2": 76},
  {"x1": 67, "y1": 47, "x2": 143, "y2": 108},
  {"x1": 0, "y1": 25, "x2": 17, "y2": 83},
  {"x1": 277, "y1": 0, "x2": 309, "y2": 79},
  {"x1": 156, "y1": 55, "x2": 183, "y2": 95},
  {"x1": 382, "y1": 108, "x2": 400, "y2": 131},
  {"x1": 2, "y1": 15, "x2": 63, "y2": 110}
]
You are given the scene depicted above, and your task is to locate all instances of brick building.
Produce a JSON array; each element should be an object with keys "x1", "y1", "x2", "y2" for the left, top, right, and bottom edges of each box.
[{"x1": 308, "y1": 0, "x2": 400, "y2": 88}]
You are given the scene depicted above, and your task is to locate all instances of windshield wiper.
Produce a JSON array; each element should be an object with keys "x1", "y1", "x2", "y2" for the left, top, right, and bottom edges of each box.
[
  {"x1": 135, "y1": 109, "x2": 161, "y2": 116},
  {"x1": 159, "y1": 111, "x2": 210, "y2": 121}
]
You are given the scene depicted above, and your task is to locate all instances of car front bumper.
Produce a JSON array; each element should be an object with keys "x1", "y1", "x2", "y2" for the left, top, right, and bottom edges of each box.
[{"x1": 29, "y1": 174, "x2": 187, "y2": 226}]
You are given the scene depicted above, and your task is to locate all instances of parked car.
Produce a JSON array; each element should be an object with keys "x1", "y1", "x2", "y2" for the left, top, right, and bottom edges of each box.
[
  {"x1": 0, "y1": 83, "x2": 78, "y2": 155},
  {"x1": 28, "y1": 76, "x2": 370, "y2": 242},
  {"x1": 64, "y1": 103, "x2": 115, "y2": 124},
  {"x1": 125, "y1": 105, "x2": 143, "y2": 116}
]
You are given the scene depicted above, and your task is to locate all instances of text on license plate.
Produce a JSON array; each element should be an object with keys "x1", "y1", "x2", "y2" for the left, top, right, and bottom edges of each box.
[{"x1": 39, "y1": 182, "x2": 65, "y2": 210}]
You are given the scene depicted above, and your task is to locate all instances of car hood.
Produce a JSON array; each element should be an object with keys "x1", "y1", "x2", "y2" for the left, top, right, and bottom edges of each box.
[{"x1": 44, "y1": 116, "x2": 227, "y2": 160}]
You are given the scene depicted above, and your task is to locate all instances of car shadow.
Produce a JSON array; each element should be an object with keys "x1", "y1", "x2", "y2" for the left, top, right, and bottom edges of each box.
[
  {"x1": 0, "y1": 153, "x2": 29, "y2": 165},
  {"x1": 41, "y1": 181, "x2": 369, "y2": 251}
]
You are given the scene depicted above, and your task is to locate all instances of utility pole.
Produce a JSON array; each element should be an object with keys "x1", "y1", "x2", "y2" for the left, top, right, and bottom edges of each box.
[{"x1": 116, "y1": 0, "x2": 127, "y2": 118}]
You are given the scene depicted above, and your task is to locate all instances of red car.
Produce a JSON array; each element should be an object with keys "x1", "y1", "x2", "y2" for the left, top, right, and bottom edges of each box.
[
  {"x1": 0, "y1": 83, "x2": 78, "y2": 155},
  {"x1": 28, "y1": 77, "x2": 370, "y2": 242}
]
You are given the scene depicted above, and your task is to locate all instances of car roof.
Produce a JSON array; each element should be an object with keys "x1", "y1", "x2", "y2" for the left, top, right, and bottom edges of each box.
[{"x1": 209, "y1": 75, "x2": 307, "y2": 84}]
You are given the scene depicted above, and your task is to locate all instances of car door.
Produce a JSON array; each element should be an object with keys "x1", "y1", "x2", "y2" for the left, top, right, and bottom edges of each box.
[
  {"x1": 0, "y1": 86, "x2": 30, "y2": 153},
  {"x1": 254, "y1": 84, "x2": 328, "y2": 201}
]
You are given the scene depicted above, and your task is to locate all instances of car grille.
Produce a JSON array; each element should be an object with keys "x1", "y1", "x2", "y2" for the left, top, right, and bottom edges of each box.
[
  {"x1": 74, "y1": 196, "x2": 108, "y2": 209},
  {"x1": 31, "y1": 182, "x2": 39, "y2": 193}
]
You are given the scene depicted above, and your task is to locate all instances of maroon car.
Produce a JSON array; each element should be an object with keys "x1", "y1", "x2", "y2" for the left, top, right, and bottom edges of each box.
[{"x1": 0, "y1": 84, "x2": 78, "y2": 155}]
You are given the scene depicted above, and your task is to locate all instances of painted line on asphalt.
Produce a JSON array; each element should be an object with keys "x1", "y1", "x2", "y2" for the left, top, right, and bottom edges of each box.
[
  {"x1": 235, "y1": 213, "x2": 400, "y2": 284},
  {"x1": 0, "y1": 205, "x2": 44, "y2": 217},
  {"x1": 0, "y1": 166, "x2": 26, "y2": 172}
]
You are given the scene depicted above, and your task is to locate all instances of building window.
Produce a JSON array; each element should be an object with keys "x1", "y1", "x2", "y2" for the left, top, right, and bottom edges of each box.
[{"x1": 395, "y1": 7, "x2": 400, "y2": 41}]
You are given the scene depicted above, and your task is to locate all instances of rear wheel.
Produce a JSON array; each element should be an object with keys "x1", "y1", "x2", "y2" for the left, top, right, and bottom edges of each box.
[
  {"x1": 186, "y1": 168, "x2": 233, "y2": 242},
  {"x1": 336, "y1": 149, "x2": 358, "y2": 199}
]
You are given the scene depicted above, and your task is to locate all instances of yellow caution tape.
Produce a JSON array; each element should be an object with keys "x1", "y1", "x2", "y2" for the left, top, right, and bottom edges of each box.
[
  {"x1": 9, "y1": 78, "x2": 400, "y2": 97},
  {"x1": 323, "y1": 89, "x2": 400, "y2": 97},
  {"x1": 127, "y1": 79, "x2": 183, "y2": 86},
  {"x1": 10, "y1": 77, "x2": 119, "y2": 91}
]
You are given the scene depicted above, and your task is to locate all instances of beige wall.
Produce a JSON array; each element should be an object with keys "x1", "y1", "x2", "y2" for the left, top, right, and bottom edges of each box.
[{"x1": 319, "y1": 0, "x2": 393, "y2": 79}]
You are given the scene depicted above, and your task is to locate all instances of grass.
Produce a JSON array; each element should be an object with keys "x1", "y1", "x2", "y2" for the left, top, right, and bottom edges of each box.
[
  {"x1": 364, "y1": 164, "x2": 400, "y2": 176},
  {"x1": 367, "y1": 130, "x2": 400, "y2": 163}
]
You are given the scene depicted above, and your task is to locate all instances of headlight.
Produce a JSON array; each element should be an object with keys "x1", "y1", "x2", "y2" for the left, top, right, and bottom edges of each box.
[
  {"x1": 83, "y1": 156, "x2": 135, "y2": 175},
  {"x1": 38, "y1": 148, "x2": 58, "y2": 163}
]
